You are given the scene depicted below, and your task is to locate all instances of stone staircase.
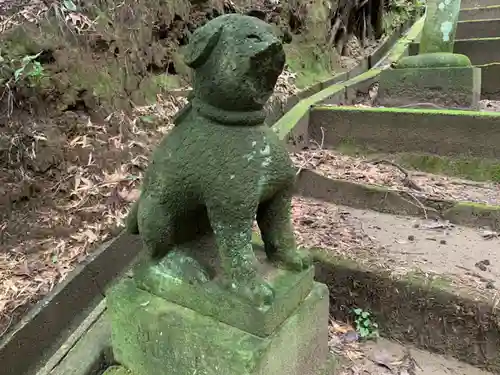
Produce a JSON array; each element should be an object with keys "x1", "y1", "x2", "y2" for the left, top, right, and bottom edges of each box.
[
  {"x1": 289, "y1": 0, "x2": 500, "y2": 373},
  {"x1": 411, "y1": 0, "x2": 500, "y2": 99}
]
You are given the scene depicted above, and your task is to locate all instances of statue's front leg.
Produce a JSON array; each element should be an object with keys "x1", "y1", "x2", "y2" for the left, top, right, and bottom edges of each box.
[
  {"x1": 257, "y1": 185, "x2": 311, "y2": 271},
  {"x1": 206, "y1": 198, "x2": 275, "y2": 307}
]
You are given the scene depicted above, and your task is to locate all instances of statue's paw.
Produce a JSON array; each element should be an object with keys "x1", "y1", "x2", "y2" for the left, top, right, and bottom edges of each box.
[
  {"x1": 271, "y1": 249, "x2": 312, "y2": 271},
  {"x1": 227, "y1": 276, "x2": 275, "y2": 307}
]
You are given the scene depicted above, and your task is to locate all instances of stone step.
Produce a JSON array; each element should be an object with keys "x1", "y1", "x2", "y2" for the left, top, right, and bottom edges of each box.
[
  {"x1": 408, "y1": 37, "x2": 500, "y2": 67},
  {"x1": 479, "y1": 62, "x2": 500, "y2": 99},
  {"x1": 308, "y1": 106, "x2": 500, "y2": 161},
  {"x1": 462, "y1": 0, "x2": 500, "y2": 8},
  {"x1": 459, "y1": 5, "x2": 500, "y2": 20},
  {"x1": 291, "y1": 196, "x2": 500, "y2": 372},
  {"x1": 328, "y1": 336, "x2": 495, "y2": 375},
  {"x1": 456, "y1": 18, "x2": 500, "y2": 39}
]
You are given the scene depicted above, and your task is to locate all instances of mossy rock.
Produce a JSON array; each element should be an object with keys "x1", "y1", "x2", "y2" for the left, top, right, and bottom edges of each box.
[{"x1": 393, "y1": 52, "x2": 472, "y2": 68}]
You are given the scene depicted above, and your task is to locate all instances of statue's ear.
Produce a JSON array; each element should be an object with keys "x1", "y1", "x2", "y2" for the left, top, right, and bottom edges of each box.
[{"x1": 184, "y1": 23, "x2": 223, "y2": 69}]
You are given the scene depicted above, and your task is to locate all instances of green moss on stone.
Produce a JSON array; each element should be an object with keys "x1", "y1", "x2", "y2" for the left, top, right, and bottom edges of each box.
[
  {"x1": 102, "y1": 366, "x2": 132, "y2": 375},
  {"x1": 313, "y1": 105, "x2": 500, "y2": 118},
  {"x1": 271, "y1": 15, "x2": 424, "y2": 144},
  {"x1": 418, "y1": 0, "x2": 461, "y2": 54},
  {"x1": 393, "y1": 53, "x2": 471, "y2": 68},
  {"x1": 384, "y1": 16, "x2": 425, "y2": 64},
  {"x1": 107, "y1": 278, "x2": 329, "y2": 375},
  {"x1": 442, "y1": 202, "x2": 500, "y2": 231},
  {"x1": 271, "y1": 100, "x2": 310, "y2": 140},
  {"x1": 334, "y1": 145, "x2": 500, "y2": 183},
  {"x1": 132, "y1": 246, "x2": 315, "y2": 337},
  {"x1": 454, "y1": 201, "x2": 500, "y2": 210},
  {"x1": 396, "y1": 153, "x2": 500, "y2": 182}
]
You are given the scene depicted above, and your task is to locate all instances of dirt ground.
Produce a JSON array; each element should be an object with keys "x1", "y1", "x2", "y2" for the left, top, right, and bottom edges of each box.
[
  {"x1": 292, "y1": 196, "x2": 500, "y2": 293},
  {"x1": 328, "y1": 320, "x2": 494, "y2": 375},
  {"x1": 0, "y1": 95, "x2": 186, "y2": 336},
  {"x1": 292, "y1": 149, "x2": 500, "y2": 205}
]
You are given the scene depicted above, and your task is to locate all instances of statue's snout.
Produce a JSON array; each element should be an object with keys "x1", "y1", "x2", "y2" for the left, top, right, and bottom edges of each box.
[{"x1": 250, "y1": 39, "x2": 285, "y2": 76}]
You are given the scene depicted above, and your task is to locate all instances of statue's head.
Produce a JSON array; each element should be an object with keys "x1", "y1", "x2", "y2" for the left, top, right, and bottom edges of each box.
[{"x1": 184, "y1": 14, "x2": 285, "y2": 112}]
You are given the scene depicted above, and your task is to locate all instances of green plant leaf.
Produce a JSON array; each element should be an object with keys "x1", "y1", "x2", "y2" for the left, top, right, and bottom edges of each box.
[
  {"x1": 359, "y1": 327, "x2": 369, "y2": 337},
  {"x1": 353, "y1": 308, "x2": 362, "y2": 315},
  {"x1": 361, "y1": 311, "x2": 370, "y2": 318},
  {"x1": 14, "y1": 67, "x2": 24, "y2": 81}
]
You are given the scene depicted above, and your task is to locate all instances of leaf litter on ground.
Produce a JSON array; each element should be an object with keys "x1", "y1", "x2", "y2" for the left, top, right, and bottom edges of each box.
[
  {"x1": 0, "y1": 71, "x2": 298, "y2": 337},
  {"x1": 291, "y1": 147, "x2": 500, "y2": 206},
  {"x1": 329, "y1": 319, "x2": 422, "y2": 375},
  {"x1": 0, "y1": 94, "x2": 187, "y2": 337}
]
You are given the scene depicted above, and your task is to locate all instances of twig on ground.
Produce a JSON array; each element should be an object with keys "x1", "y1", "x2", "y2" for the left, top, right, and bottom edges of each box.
[
  {"x1": 0, "y1": 314, "x2": 14, "y2": 338},
  {"x1": 296, "y1": 127, "x2": 325, "y2": 175},
  {"x1": 401, "y1": 191, "x2": 429, "y2": 220},
  {"x1": 481, "y1": 230, "x2": 499, "y2": 240},
  {"x1": 366, "y1": 158, "x2": 423, "y2": 191}
]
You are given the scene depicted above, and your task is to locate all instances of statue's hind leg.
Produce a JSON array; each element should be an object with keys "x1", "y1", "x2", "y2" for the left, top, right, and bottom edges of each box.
[
  {"x1": 256, "y1": 185, "x2": 311, "y2": 271},
  {"x1": 136, "y1": 194, "x2": 176, "y2": 260},
  {"x1": 135, "y1": 194, "x2": 210, "y2": 287}
]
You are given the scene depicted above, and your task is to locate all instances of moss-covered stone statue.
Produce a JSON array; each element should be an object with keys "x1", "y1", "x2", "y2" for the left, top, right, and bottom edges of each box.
[{"x1": 126, "y1": 14, "x2": 311, "y2": 307}]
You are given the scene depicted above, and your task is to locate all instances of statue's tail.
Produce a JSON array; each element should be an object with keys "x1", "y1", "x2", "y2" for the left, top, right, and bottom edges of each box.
[{"x1": 126, "y1": 200, "x2": 139, "y2": 234}]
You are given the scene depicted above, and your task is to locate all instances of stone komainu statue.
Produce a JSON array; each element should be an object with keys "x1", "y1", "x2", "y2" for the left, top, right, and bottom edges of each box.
[{"x1": 126, "y1": 14, "x2": 311, "y2": 307}]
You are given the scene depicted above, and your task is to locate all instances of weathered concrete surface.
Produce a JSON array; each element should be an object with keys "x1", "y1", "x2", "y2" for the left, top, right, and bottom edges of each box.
[
  {"x1": 35, "y1": 300, "x2": 110, "y2": 375},
  {"x1": 308, "y1": 106, "x2": 500, "y2": 159},
  {"x1": 478, "y1": 62, "x2": 500, "y2": 99},
  {"x1": 348, "y1": 338, "x2": 496, "y2": 375},
  {"x1": 294, "y1": 169, "x2": 500, "y2": 230},
  {"x1": 419, "y1": 0, "x2": 462, "y2": 54},
  {"x1": 409, "y1": 37, "x2": 500, "y2": 65},
  {"x1": 377, "y1": 66, "x2": 481, "y2": 109},
  {"x1": 107, "y1": 278, "x2": 329, "y2": 375},
  {"x1": 132, "y1": 242, "x2": 315, "y2": 338},
  {"x1": 0, "y1": 233, "x2": 142, "y2": 375},
  {"x1": 459, "y1": 5, "x2": 500, "y2": 21},
  {"x1": 456, "y1": 19, "x2": 500, "y2": 39},
  {"x1": 313, "y1": 207, "x2": 500, "y2": 372}
]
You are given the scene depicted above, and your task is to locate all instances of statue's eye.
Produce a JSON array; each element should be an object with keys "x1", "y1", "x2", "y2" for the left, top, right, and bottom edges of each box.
[{"x1": 247, "y1": 34, "x2": 261, "y2": 41}]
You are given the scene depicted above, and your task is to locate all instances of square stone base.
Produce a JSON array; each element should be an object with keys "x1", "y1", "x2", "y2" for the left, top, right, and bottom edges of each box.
[
  {"x1": 377, "y1": 66, "x2": 481, "y2": 110},
  {"x1": 107, "y1": 279, "x2": 329, "y2": 375}
]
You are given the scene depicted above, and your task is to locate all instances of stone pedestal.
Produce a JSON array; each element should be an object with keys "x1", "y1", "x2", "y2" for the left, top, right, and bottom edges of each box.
[
  {"x1": 106, "y1": 245, "x2": 329, "y2": 375},
  {"x1": 377, "y1": 66, "x2": 481, "y2": 110}
]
